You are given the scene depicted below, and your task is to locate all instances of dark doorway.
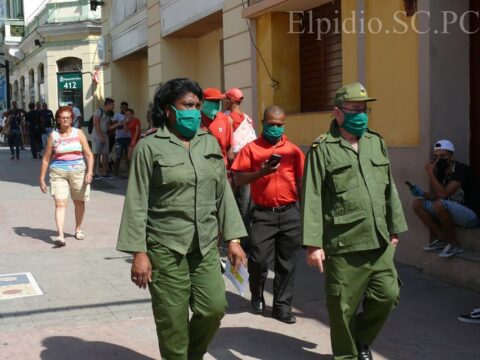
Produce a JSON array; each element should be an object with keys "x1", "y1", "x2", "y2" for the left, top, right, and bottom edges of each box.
[{"x1": 470, "y1": 0, "x2": 480, "y2": 177}]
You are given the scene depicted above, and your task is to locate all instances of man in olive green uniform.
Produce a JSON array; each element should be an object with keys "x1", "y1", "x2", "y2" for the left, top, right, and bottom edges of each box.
[
  {"x1": 302, "y1": 83, "x2": 408, "y2": 360},
  {"x1": 117, "y1": 123, "x2": 247, "y2": 359}
]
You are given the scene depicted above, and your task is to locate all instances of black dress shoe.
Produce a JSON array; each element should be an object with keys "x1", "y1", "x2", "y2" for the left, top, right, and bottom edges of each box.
[
  {"x1": 272, "y1": 311, "x2": 296, "y2": 324},
  {"x1": 356, "y1": 342, "x2": 372, "y2": 360},
  {"x1": 251, "y1": 299, "x2": 265, "y2": 314}
]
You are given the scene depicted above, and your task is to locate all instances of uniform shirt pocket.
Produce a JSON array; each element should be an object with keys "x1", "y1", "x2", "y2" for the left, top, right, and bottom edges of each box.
[
  {"x1": 370, "y1": 157, "x2": 390, "y2": 184},
  {"x1": 201, "y1": 153, "x2": 224, "y2": 179},
  {"x1": 327, "y1": 162, "x2": 359, "y2": 193},
  {"x1": 333, "y1": 210, "x2": 366, "y2": 225},
  {"x1": 153, "y1": 156, "x2": 185, "y2": 185},
  {"x1": 197, "y1": 152, "x2": 224, "y2": 201}
]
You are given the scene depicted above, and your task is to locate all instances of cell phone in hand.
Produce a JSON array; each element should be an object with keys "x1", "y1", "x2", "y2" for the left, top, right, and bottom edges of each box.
[
  {"x1": 268, "y1": 154, "x2": 282, "y2": 167},
  {"x1": 405, "y1": 181, "x2": 414, "y2": 189}
]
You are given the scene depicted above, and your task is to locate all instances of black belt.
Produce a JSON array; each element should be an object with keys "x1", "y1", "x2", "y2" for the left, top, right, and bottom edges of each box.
[{"x1": 254, "y1": 203, "x2": 296, "y2": 213}]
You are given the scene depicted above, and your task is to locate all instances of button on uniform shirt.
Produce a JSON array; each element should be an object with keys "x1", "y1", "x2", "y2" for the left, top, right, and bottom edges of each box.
[
  {"x1": 117, "y1": 126, "x2": 247, "y2": 256},
  {"x1": 201, "y1": 112, "x2": 232, "y2": 168},
  {"x1": 231, "y1": 135, "x2": 305, "y2": 207},
  {"x1": 302, "y1": 120, "x2": 408, "y2": 254}
]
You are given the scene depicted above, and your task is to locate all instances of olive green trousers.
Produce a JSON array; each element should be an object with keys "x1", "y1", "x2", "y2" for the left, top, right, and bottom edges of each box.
[
  {"x1": 148, "y1": 243, "x2": 226, "y2": 360},
  {"x1": 325, "y1": 245, "x2": 400, "y2": 360}
]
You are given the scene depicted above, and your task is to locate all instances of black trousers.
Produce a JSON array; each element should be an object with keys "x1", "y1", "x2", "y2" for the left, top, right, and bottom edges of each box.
[
  {"x1": 29, "y1": 131, "x2": 43, "y2": 158},
  {"x1": 8, "y1": 131, "x2": 21, "y2": 158},
  {"x1": 234, "y1": 184, "x2": 252, "y2": 252},
  {"x1": 248, "y1": 205, "x2": 302, "y2": 314}
]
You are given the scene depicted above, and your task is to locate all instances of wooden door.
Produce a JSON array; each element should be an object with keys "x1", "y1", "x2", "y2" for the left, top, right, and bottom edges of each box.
[{"x1": 470, "y1": 0, "x2": 480, "y2": 177}]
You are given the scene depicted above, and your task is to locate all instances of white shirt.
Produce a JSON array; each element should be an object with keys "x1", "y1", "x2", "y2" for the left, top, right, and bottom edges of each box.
[{"x1": 72, "y1": 106, "x2": 82, "y2": 128}]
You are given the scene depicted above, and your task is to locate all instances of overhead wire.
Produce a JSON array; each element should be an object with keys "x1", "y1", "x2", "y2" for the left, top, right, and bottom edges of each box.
[{"x1": 240, "y1": 0, "x2": 279, "y2": 89}]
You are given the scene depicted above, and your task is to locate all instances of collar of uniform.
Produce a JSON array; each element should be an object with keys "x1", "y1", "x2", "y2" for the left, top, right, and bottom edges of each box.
[
  {"x1": 154, "y1": 125, "x2": 209, "y2": 139},
  {"x1": 325, "y1": 119, "x2": 342, "y2": 143},
  {"x1": 363, "y1": 129, "x2": 374, "y2": 138},
  {"x1": 155, "y1": 125, "x2": 208, "y2": 138},
  {"x1": 258, "y1": 133, "x2": 288, "y2": 148},
  {"x1": 201, "y1": 113, "x2": 213, "y2": 129}
]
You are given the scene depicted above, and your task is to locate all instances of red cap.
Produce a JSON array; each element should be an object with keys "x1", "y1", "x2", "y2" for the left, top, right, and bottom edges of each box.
[
  {"x1": 203, "y1": 88, "x2": 225, "y2": 100},
  {"x1": 225, "y1": 88, "x2": 244, "y2": 102}
]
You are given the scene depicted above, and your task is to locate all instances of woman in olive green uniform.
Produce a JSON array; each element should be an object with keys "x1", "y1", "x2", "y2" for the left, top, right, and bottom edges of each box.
[{"x1": 117, "y1": 78, "x2": 247, "y2": 360}]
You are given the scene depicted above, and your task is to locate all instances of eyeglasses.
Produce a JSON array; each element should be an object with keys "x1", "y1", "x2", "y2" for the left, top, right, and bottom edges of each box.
[{"x1": 339, "y1": 107, "x2": 371, "y2": 114}]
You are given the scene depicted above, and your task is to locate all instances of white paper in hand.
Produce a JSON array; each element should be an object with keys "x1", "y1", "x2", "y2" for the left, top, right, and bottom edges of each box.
[{"x1": 224, "y1": 258, "x2": 249, "y2": 297}]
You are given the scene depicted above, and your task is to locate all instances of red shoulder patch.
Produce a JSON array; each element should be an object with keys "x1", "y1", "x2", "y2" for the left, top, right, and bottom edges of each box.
[{"x1": 140, "y1": 128, "x2": 158, "y2": 139}]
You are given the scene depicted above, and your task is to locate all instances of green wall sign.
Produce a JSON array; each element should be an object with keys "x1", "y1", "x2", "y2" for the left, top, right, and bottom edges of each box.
[
  {"x1": 57, "y1": 72, "x2": 82, "y2": 91},
  {"x1": 10, "y1": 25, "x2": 24, "y2": 37}
]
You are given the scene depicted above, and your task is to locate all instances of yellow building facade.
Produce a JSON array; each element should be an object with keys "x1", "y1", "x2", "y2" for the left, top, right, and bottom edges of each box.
[
  {"x1": 101, "y1": 0, "x2": 479, "y2": 290},
  {"x1": 7, "y1": 1, "x2": 103, "y2": 121},
  {"x1": 101, "y1": 0, "x2": 254, "y2": 128}
]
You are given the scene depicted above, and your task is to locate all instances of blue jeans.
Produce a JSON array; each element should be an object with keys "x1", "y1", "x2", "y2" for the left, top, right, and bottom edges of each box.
[
  {"x1": 423, "y1": 199, "x2": 480, "y2": 228},
  {"x1": 115, "y1": 137, "x2": 130, "y2": 158}
]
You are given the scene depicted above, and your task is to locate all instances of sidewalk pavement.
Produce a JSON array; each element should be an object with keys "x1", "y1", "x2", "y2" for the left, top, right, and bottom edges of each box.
[{"x1": 0, "y1": 147, "x2": 479, "y2": 360}]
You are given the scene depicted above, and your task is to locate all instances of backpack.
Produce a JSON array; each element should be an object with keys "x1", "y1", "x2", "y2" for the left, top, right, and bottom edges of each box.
[{"x1": 88, "y1": 108, "x2": 103, "y2": 134}]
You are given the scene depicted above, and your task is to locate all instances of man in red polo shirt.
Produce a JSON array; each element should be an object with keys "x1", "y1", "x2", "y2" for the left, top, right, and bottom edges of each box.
[
  {"x1": 201, "y1": 88, "x2": 233, "y2": 167},
  {"x1": 231, "y1": 105, "x2": 304, "y2": 324}
]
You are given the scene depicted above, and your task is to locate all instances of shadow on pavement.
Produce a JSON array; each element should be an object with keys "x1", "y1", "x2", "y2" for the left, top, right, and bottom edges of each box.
[
  {"x1": 40, "y1": 336, "x2": 156, "y2": 360},
  {"x1": 13, "y1": 226, "x2": 74, "y2": 245},
  {"x1": 210, "y1": 327, "x2": 328, "y2": 360},
  {"x1": 103, "y1": 255, "x2": 133, "y2": 264},
  {"x1": 0, "y1": 147, "x2": 127, "y2": 196}
]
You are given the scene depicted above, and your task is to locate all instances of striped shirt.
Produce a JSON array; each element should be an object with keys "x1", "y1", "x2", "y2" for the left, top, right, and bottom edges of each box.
[{"x1": 50, "y1": 128, "x2": 85, "y2": 171}]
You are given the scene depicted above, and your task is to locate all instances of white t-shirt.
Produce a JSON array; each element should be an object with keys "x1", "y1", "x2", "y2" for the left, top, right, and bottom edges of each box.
[
  {"x1": 113, "y1": 112, "x2": 130, "y2": 139},
  {"x1": 72, "y1": 106, "x2": 82, "y2": 128},
  {"x1": 91, "y1": 108, "x2": 109, "y2": 138}
]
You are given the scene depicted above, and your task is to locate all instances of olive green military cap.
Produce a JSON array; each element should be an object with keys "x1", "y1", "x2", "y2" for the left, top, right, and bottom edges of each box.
[{"x1": 334, "y1": 82, "x2": 377, "y2": 106}]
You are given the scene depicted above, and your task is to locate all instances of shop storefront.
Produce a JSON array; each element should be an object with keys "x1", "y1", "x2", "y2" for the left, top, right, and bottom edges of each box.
[{"x1": 57, "y1": 72, "x2": 83, "y2": 110}]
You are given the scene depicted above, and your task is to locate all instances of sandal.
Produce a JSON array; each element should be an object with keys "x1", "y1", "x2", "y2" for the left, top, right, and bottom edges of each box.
[
  {"x1": 53, "y1": 237, "x2": 66, "y2": 247},
  {"x1": 75, "y1": 230, "x2": 85, "y2": 240}
]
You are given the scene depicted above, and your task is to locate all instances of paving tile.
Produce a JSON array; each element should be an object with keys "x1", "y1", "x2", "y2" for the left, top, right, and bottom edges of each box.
[{"x1": 0, "y1": 147, "x2": 479, "y2": 359}]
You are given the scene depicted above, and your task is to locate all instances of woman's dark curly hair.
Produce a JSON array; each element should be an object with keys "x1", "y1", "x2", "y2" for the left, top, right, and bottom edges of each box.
[{"x1": 151, "y1": 78, "x2": 203, "y2": 127}]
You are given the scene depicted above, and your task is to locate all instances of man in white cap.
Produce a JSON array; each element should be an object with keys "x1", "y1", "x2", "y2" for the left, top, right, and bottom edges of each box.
[{"x1": 410, "y1": 139, "x2": 480, "y2": 257}]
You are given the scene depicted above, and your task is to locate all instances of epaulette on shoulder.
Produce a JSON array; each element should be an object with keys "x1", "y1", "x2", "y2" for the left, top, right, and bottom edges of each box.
[
  {"x1": 366, "y1": 128, "x2": 383, "y2": 139},
  {"x1": 140, "y1": 128, "x2": 158, "y2": 139},
  {"x1": 311, "y1": 134, "x2": 327, "y2": 149}
]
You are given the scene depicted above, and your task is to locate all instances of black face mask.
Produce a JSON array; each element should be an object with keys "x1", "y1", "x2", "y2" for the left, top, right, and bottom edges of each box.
[{"x1": 436, "y1": 158, "x2": 450, "y2": 173}]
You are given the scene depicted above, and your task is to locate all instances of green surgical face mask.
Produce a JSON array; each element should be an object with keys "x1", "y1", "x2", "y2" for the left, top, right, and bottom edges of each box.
[
  {"x1": 341, "y1": 111, "x2": 368, "y2": 137},
  {"x1": 202, "y1": 100, "x2": 221, "y2": 120},
  {"x1": 263, "y1": 123, "x2": 285, "y2": 144},
  {"x1": 170, "y1": 105, "x2": 201, "y2": 139}
]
